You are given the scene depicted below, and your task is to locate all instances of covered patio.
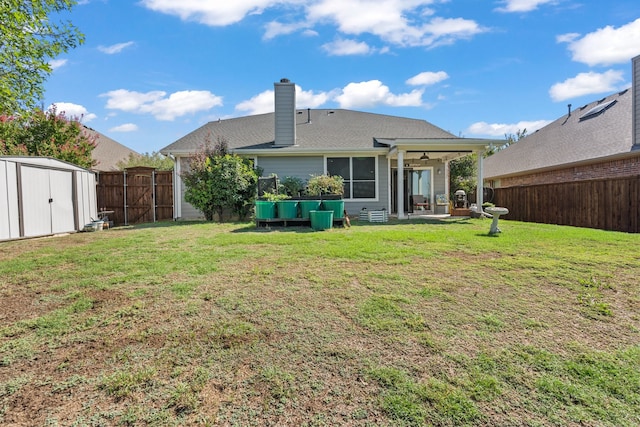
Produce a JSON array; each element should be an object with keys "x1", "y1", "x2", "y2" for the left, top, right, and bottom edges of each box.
[{"x1": 379, "y1": 138, "x2": 498, "y2": 219}]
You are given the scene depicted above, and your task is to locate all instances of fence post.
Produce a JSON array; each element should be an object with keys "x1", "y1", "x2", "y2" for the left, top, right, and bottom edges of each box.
[
  {"x1": 152, "y1": 170, "x2": 157, "y2": 223},
  {"x1": 123, "y1": 170, "x2": 128, "y2": 226}
]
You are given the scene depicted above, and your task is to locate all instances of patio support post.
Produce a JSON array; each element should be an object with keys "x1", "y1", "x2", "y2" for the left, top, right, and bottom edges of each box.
[
  {"x1": 397, "y1": 150, "x2": 405, "y2": 219},
  {"x1": 476, "y1": 150, "x2": 484, "y2": 209}
]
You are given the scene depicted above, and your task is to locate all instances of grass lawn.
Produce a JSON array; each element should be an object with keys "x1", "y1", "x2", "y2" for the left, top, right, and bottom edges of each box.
[{"x1": 1, "y1": 217, "x2": 639, "y2": 426}]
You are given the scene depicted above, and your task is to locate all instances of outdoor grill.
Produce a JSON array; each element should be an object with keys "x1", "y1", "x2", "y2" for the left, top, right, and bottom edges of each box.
[{"x1": 454, "y1": 189, "x2": 467, "y2": 208}]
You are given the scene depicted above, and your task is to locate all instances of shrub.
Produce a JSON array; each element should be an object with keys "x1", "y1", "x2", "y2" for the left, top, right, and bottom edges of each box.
[{"x1": 306, "y1": 174, "x2": 344, "y2": 197}]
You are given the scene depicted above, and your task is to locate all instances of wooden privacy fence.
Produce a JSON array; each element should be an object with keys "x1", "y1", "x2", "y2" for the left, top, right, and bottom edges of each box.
[
  {"x1": 493, "y1": 176, "x2": 640, "y2": 233},
  {"x1": 96, "y1": 167, "x2": 173, "y2": 226}
]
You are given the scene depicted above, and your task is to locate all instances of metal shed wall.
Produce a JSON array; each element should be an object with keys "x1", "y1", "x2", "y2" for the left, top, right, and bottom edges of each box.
[{"x1": 0, "y1": 157, "x2": 97, "y2": 241}]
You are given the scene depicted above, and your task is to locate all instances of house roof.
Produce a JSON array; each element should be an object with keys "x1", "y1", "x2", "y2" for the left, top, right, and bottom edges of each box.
[
  {"x1": 160, "y1": 109, "x2": 459, "y2": 156},
  {"x1": 484, "y1": 88, "x2": 636, "y2": 179},
  {"x1": 87, "y1": 128, "x2": 139, "y2": 171}
]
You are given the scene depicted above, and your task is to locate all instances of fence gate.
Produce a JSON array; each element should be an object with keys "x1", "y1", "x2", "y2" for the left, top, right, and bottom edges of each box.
[{"x1": 96, "y1": 167, "x2": 173, "y2": 226}]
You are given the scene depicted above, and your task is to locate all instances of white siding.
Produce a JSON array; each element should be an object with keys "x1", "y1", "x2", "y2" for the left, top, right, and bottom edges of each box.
[{"x1": 0, "y1": 160, "x2": 20, "y2": 240}]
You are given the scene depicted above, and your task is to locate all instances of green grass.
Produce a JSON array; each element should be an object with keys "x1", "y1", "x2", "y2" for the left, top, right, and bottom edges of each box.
[{"x1": 0, "y1": 218, "x2": 639, "y2": 426}]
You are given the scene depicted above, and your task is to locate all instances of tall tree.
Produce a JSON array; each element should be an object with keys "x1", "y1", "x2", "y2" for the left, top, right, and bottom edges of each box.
[{"x1": 1, "y1": 0, "x2": 85, "y2": 114}]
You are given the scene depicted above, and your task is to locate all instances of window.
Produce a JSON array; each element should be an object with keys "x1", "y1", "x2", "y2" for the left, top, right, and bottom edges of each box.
[{"x1": 327, "y1": 156, "x2": 376, "y2": 199}]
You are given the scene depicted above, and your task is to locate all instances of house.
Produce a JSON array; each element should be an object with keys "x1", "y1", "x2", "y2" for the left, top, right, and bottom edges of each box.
[
  {"x1": 482, "y1": 56, "x2": 640, "y2": 232},
  {"x1": 87, "y1": 127, "x2": 139, "y2": 172},
  {"x1": 161, "y1": 79, "x2": 499, "y2": 220},
  {"x1": 484, "y1": 55, "x2": 640, "y2": 188}
]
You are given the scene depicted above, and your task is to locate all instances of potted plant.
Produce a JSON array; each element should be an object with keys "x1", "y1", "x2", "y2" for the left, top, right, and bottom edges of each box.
[
  {"x1": 307, "y1": 174, "x2": 345, "y2": 219},
  {"x1": 255, "y1": 191, "x2": 288, "y2": 219},
  {"x1": 280, "y1": 176, "x2": 306, "y2": 198}
]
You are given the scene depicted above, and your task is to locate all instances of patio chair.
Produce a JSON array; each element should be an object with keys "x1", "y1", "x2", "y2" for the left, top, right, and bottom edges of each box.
[{"x1": 412, "y1": 195, "x2": 430, "y2": 211}]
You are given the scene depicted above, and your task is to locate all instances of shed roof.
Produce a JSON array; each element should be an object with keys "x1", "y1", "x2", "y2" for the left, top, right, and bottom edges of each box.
[
  {"x1": 0, "y1": 156, "x2": 91, "y2": 172},
  {"x1": 484, "y1": 88, "x2": 635, "y2": 179}
]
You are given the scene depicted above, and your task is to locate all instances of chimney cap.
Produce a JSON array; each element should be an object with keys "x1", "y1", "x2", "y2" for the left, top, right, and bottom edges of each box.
[{"x1": 280, "y1": 78, "x2": 290, "y2": 83}]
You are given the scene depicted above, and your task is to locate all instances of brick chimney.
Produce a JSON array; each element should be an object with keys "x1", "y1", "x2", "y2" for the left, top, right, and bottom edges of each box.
[
  {"x1": 634, "y1": 56, "x2": 640, "y2": 146},
  {"x1": 274, "y1": 78, "x2": 296, "y2": 147}
]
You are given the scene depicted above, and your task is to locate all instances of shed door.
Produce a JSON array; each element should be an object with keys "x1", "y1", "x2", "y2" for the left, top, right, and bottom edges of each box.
[
  {"x1": 50, "y1": 169, "x2": 75, "y2": 234},
  {"x1": 21, "y1": 166, "x2": 53, "y2": 237},
  {"x1": 20, "y1": 166, "x2": 75, "y2": 237}
]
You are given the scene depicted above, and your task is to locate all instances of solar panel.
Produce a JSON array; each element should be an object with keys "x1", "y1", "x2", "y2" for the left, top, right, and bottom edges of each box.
[{"x1": 580, "y1": 100, "x2": 617, "y2": 121}]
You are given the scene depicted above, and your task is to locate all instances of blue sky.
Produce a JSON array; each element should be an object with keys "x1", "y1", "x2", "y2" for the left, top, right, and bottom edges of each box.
[{"x1": 44, "y1": 0, "x2": 640, "y2": 154}]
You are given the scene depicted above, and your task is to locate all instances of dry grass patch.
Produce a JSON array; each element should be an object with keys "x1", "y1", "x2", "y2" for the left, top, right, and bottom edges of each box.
[{"x1": 1, "y1": 219, "x2": 639, "y2": 426}]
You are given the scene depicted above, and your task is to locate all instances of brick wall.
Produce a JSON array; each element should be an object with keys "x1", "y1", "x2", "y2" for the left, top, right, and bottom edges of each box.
[{"x1": 497, "y1": 156, "x2": 640, "y2": 187}]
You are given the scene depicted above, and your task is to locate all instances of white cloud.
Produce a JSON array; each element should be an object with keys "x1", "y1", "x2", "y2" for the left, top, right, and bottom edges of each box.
[
  {"x1": 308, "y1": 2, "x2": 486, "y2": 48},
  {"x1": 559, "y1": 18, "x2": 640, "y2": 66},
  {"x1": 98, "y1": 41, "x2": 135, "y2": 54},
  {"x1": 141, "y1": 1, "x2": 486, "y2": 50},
  {"x1": 109, "y1": 123, "x2": 138, "y2": 132},
  {"x1": 48, "y1": 102, "x2": 97, "y2": 122},
  {"x1": 236, "y1": 85, "x2": 332, "y2": 115},
  {"x1": 236, "y1": 90, "x2": 275, "y2": 115},
  {"x1": 321, "y1": 38, "x2": 373, "y2": 56},
  {"x1": 334, "y1": 80, "x2": 424, "y2": 108},
  {"x1": 49, "y1": 59, "x2": 68, "y2": 70},
  {"x1": 466, "y1": 120, "x2": 552, "y2": 137},
  {"x1": 101, "y1": 89, "x2": 223, "y2": 121},
  {"x1": 556, "y1": 32, "x2": 579, "y2": 44},
  {"x1": 140, "y1": 0, "x2": 280, "y2": 26},
  {"x1": 406, "y1": 71, "x2": 448, "y2": 86},
  {"x1": 549, "y1": 70, "x2": 625, "y2": 102},
  {"x1": 495, "y1": 0, "x2": 556, "y2": 13}
]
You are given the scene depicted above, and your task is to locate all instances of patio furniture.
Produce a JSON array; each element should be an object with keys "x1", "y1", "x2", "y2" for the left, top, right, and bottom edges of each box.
[{"x1": 412, "y1": 195, "x2": 430, "y2": 211}]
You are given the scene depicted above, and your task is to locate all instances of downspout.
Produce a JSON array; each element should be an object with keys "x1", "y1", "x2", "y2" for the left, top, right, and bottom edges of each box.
[{"x1": 167, "y1": 153, "x2": 180, "y2": 220}]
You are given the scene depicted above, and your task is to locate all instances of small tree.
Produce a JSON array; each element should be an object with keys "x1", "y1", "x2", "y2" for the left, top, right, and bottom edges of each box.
[
  {"x1": 449, "y1": 154, "x2": 476, "y2": 199},
  {"x1": 116, "y1": 152, "x2": 174, "y2": 171},
  {"x1": 181, "y1": 138, "x2": 258, "y2": 222},
  {"x1": 0, "y1": 107, "x2": 96, "y2": 168}
]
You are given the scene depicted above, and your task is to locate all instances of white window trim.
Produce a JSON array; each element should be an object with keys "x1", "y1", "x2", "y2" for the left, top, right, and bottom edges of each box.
[{"x1": 324, "y1": 155, "x2": 379, "y2": 202}]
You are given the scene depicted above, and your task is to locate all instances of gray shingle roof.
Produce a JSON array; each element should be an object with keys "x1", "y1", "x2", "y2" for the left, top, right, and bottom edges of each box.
[
  {"x1": 88, "y1": 128, "x2": 139, "y2": 171},
  {"x1": 484, "y1": 89, "x2": 634, "y2": 179},
  {"x1": 160, "y1": 109, "x2": 456, "y2": 154}
]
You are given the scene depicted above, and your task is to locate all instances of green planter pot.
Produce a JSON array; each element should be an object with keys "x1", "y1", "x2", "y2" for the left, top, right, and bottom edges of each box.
[
  {"x1": 299, "y1": 200, "x2": 321, "y2": 219},
  {"x1": 321, "y1": 199, "x2": 344, "y2": 218},
  {"x1": 309, "y1": 210, "x2": 333, "y2": 231},
  {"x1": 255, "y1": 201, "x2": 276, "y2": 219},
  {"x1": 276, "y1": 200, "x2": 299, "y2": 219}
]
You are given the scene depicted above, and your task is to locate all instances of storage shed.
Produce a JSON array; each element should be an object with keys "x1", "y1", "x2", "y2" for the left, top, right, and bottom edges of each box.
[{"x1": 1, "y1": 156, "x2": 97, "y2": 241}]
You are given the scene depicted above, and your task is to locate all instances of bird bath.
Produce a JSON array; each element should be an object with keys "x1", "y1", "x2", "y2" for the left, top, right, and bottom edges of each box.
[{"x1": 485, "y1": 206, "x2": 509, "y2": 234}]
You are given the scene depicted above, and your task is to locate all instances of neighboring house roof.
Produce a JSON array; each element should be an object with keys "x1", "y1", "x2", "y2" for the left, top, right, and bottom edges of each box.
[
  {"x1": 87, "y1": 127, "x2": 139, "y2": 171},
  {"x1": 160, "y1": 109, "x2": 458, "y2": 155},
  {"x1": 484, "y1": 88, "x2": 636, "y2": 179}
]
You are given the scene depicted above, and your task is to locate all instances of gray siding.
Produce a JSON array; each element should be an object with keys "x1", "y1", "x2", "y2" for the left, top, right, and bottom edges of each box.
[
  {"x1": 345, "y1": 155, "x2": 389, "y2": 215},
  {"x1": 257, "y1": 156, "x2": 325, "y2": 183},
  {"x1": 634, "y1": 55, "x2": 640, "y2": 146},
  {"x1": 178, "y1": 157, "x2": 203, "y2": 220},
  {"x1": 274, "y1": 81, "x2": 296, "y2": 147}
]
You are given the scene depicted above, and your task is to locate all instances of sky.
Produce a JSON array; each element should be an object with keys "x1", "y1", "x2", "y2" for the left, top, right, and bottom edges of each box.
[{"x1": 43, "y1": 0, "x2": 640, "y2": 154}]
